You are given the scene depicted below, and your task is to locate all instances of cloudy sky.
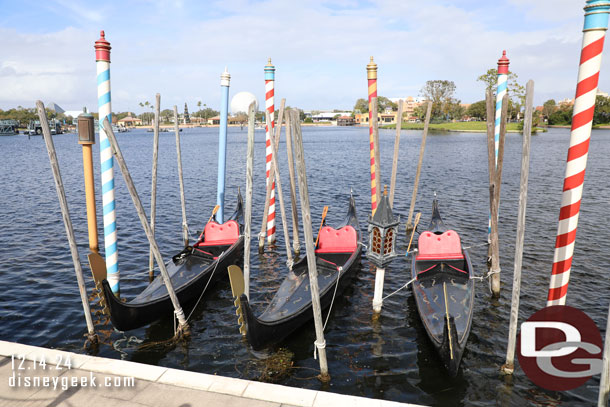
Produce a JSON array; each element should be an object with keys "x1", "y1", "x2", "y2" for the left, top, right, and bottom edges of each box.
[{"x1": 0, "y1": 0, "x2": 601, "y2": 113}]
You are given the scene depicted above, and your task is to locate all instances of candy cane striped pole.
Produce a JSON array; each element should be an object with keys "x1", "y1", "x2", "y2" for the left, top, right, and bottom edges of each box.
[
  {"x1": 367, "y1": 57, "x2": 379, "y2": 214},
  {"x1": 488, "y1": 51, "x2": 510, "y2": 241},
  {"x1": 264, "y1": 59, "x2": 277, "y2": 244},
  {"x1": 547, "y1": 0, "x2": 610, "y2": 306},
  {"x1": 95, "y1": 31, "x2": 119, "y2": 295}
]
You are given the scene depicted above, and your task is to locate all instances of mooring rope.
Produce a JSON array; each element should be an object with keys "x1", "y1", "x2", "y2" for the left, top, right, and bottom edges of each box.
[
  {"x1": 382, "y1": 277, "x2": 416, "y2": 301},
  {"x1": 184, "y1": 250, "x2": 225, "y2": 324},
  {"x1": 322, "y1": 266, "x2": 342, "y2": 331}
]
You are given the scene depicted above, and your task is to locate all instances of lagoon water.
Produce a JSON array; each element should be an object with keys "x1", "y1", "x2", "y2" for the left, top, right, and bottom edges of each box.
[{"x1": 1, "y1": 125, "x2": 609, "y2": 406}]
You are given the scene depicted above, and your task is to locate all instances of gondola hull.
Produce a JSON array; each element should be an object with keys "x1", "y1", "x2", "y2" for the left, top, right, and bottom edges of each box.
[
  {"x1": 410, "y1": 199, "x2": 475, "y2": 377},
  {"x1": 240, "y1": 195, "x2": 362, "y2": 350},
  {"x1": 102, "y1": 237, "x2": 243, "y2": 331}
]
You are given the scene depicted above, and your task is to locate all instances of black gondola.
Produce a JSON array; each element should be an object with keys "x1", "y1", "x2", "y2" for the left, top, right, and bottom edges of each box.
[
  {"x1": 101, "y1": 193, "x2": 245, "y2": 331},
  {"x1": 410, "y1": 199, "x2": 475, "y2": 376},
  {"x1": 239, "y1": 195, "x2": 362, "y2": 350}
]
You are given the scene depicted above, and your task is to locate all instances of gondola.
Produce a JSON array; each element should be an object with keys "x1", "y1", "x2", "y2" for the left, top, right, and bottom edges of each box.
[
  {"x1": 239, "y1": 195, "x2": 362, "y2": 350},
  {"x1": 410, "y1": 199, "x2": 475, "y2": 377},
  {"x1": 101, "y1": 193, "x2": 245, "y2": 331}
]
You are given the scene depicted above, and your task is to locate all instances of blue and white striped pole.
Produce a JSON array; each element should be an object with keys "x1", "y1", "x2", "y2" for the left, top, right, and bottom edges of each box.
[
  {"x1": 217, "y1": 68, "x2": 231, "y2": 224},
  {"x1": 95, "y1": 31, "x2": 119, "y2": 295},
  {"x1": 488, "y1": 50, "x2": 510, "y2": 241}
]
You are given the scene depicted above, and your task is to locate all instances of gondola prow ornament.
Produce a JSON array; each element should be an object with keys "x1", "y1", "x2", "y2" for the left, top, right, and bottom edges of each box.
[{"x1": 368, "y1": 185, "x2": 399, "y2": 314}]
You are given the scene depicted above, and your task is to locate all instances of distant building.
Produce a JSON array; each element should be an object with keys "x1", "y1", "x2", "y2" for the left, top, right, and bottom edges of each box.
[
  {"x1": 117, "y1": 113, "x2": 142, "y2": 127},
  {"x1": 337, "y1": 116, "x2": 355, "y2": 126}
]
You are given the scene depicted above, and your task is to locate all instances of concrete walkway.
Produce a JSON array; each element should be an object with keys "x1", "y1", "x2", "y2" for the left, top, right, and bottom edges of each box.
[{"x1": 0, "y1": 340, "x2": 424, "y2": 407}]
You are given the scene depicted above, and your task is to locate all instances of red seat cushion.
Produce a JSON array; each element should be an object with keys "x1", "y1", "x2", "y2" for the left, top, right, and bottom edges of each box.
[
  {"x1": 315, "y1": 225, "x2": 357, "y2": 254},
  {"x1": 416, "y1": 230, "x2": 464, "y2": 260},
  {"x1": 196, "y1": 220, "x2": 239, "y2": 247}
]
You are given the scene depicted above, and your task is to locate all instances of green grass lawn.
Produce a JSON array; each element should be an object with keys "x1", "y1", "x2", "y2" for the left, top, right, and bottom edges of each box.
[{"x1": 382, "y1": 121, "x2": 545, "y2": 132}]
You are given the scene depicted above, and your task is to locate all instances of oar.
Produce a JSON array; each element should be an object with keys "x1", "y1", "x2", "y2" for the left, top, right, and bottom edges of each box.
[
  {"x1": 314, "y1": 206, "x2": 329, "y2": 248},
  {"x1": 198, "y1": 205, "x2": 220, "y2": 240},
  {"x1": 406, "y1": 212, "x2": 422, "y2": 256},
  {"x1": 443, "y1": 281, "x2": 454, "y2": 361}
]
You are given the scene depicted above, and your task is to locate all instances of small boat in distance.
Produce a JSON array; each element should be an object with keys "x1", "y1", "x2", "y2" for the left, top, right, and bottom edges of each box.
[
  {"x1": 410, "y1": 199, "x2": 475, "y2": 377},
  {"x1": 101, "y1": 193, "x2": 245, "y2": 331},
  {"x1": 238, "y1": 194, "x2": 362, "y2": 350}
]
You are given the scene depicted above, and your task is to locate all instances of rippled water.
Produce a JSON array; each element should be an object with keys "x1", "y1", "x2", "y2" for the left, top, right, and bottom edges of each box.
[{"x1": 1, "y1": 126, "x2": 609, "y2": 406}]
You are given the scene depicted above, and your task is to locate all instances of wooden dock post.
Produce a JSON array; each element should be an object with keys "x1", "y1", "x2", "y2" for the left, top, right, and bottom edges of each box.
[
  {"x1": 103, "y1": 119, "x2": 189, "y2": 335},
  {"x1": 389, "y1": 99, "x2": 403, "y2": 207},
  {"x1": 502, "y1": 80, "x2": 534, "y2": 374},
  {"x1": 37, "y1": 101, "x2": 97, "y2": 345},
  {"x1": 284, "y1": 110, "x2": 301, "y2": 255},
  {"x1": 406, "y1": 101, "x2": 432, "y2": 232},
  {"x1": 244, "y1": 101, "x2": 256, "y2": 299},
  {"x1": 173, "y1": 106, "x2": 189, "y2": 248},
  {"x1": 486, "y1": 92, "x2": 508, "y2": 296},
  {"x1": 149, "y1": 93, "x2": 161, "y2": 281},
  {"x1": 258, "y1": 99, "x2": 285, "y2": 252},
  {"x1": 291, "y1": 109, "x2": 330, "y2": 381},
  {"x1": 265, "y1": 110, "x2": 293, "y2": 267},
  {"x1": 598, "y1": 304, "x2": 610, "y2": 407}
]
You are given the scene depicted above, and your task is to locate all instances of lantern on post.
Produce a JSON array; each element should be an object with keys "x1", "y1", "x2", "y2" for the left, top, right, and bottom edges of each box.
[{"x1": 368, "y1": 186, "x2": 399, "y2": 313}]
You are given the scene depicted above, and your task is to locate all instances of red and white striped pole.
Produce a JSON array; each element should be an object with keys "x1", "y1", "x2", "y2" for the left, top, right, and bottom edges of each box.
[
  {"x1": 367, "y1": 57, "x2": 379, "y2": 214},
  {"x1": 547, "y1": 0, "x2": 610, "y2": 306},
  {"x1": 264, "y1": 59, "x2": 276, "y2": 244}
]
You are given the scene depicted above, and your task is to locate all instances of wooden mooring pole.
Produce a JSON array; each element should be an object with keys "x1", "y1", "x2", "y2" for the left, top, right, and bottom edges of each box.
[
  {"x1": 265, "y1": 110, "x2": 293, "y2": 267},
  {"x1": 103, "y1": 118, "x2": 189, "y2": 335},
  {"x1": 389, "y1": 99, "x2": 403, "y2": 207},
  {"x1": 486, "y1": 91, "x2": 508, "y2": 297},
  {"x1": 291, "y1": 109, "x2": 330, "y2": 381},
  {"x1": 149, "y1": 93, "x2": 161, "y2": 281},
  {"x1": 174, "y1": 106, "x2": 189, "y2": 248},
  {"x1": 36, "y1": 101, "x2": 98, "y2": 345},
  {"x1": 502, "y1": 79, "x2": 534, "y2": 374},
  {"x1": 244, "y1": 101, "x2": 256, "y2": 299},
  {"x1": 406, "y1": 101, "x2": 432, "y2": 232},
  {"x1": 284, "y1": 110, "x2": 300, "y2": 255},
  {"x1": 259, "y1": 99, "x2": 285, "y2": 252}
]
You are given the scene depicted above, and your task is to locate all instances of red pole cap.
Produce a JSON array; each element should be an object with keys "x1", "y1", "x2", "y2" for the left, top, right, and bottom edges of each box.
[
  {"x1": 497, "y1": 50, "x2": 509, "y2": 74},
  {"x1": 95, "y1": 30, "x2": 111, "y2": 62}
]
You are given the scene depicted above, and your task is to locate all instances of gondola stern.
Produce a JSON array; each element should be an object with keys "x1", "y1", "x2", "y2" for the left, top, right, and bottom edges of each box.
[
  {"x1": 101, "y1": 279, "x2": 137, "y2": 332},
  {"x1": 440, "y1": 315, "x2": 464, "y2": 377},
  {"x1": 240, "y1": 294, "x2": 270, "y2": 351}
]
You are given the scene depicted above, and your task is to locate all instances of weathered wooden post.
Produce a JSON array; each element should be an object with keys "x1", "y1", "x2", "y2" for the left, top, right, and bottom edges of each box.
[
  {"x1": 502, "y1": 79, "x2": 534, "y2": 375},
  {"x1": 406, "y1": 101, "x2": 432, "y2": 232},
  {"x1": 258, "y1": 99, "x2": 285, "y2": 252},
  {"x1": 149, "y1": 93, "x2": 161, "y2": 281},
  {"x1": 366, "y1": 57, "x2": 380, "y2": 214},
  {"x1": 103, "y1": 119, "x2": 189, "y2": 334},
  {"x1": 37, "y1": 101, "x2": 98, "y2": 345},
  {"x1": 548, "y1": 0, "x2": 610, "y2": 306},
  {"x1": 291, "y1": 109, "x2": 330, "y2": 381},
  {"x1": 389, "y1": 99, "x2": 403, "y2": 207},
  {"x1": 217, "y1": 68, "x2": 231, "y2": 223},
  {"x1": 265, "y1": 110, "x2": 293, "y2": 267},
  {"x1": 94, "y1": 30, "x2": 120, "y2": 295},
  {"x1": 598, "y1": 304, "x2": 610, "y2": 407},
  {"x1": 244, "y1": 101, "x2": 256, "y2": 299},
  {"x1": 486, "y1": 91, "x2": 508, "y2": 296},
  {"x1": 368, "y1": 186, "x2": 399, "y2": 314},
  {"x1": 174, "y1": 106, "x2": 189, "y2": 247},
  {"x1": 284, "y1": 110, "x2": 301, "y2": 255}
]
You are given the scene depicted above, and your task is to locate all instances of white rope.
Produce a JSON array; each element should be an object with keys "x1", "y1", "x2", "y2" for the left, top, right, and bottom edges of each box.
[
  {"x1": 185, "y1": 250, "x2": 224, "y2": 323},
  {"x1": 382, "y1": 277, "x2": 416, "y2": 301},
  {"x1": 322, "y1": 266, "x2": 342, "y2": 331},
  {"x1": 313, "y1": 339, "x2": 326, "y2": 360}
]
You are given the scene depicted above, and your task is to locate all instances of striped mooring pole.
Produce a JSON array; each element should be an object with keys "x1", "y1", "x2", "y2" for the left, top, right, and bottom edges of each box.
[
  {"x1": 488, "y1": 51, "x2": 510, "y2": 242},
  {"x1": 217, "y1": 68, "x2": 231, "y2": 224},
  {"x1": 367, "y1": 57, "x2": 379, "y2": 214},
  {"x1": 95, "y1": 31, "x2": 119, "y2": 295},
  {"x1": 548, "y1": 0, "x2": 610, "y2": 306},
  {"x1": 264, "y1": 59, "x2": 277, "y2": 244}
]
